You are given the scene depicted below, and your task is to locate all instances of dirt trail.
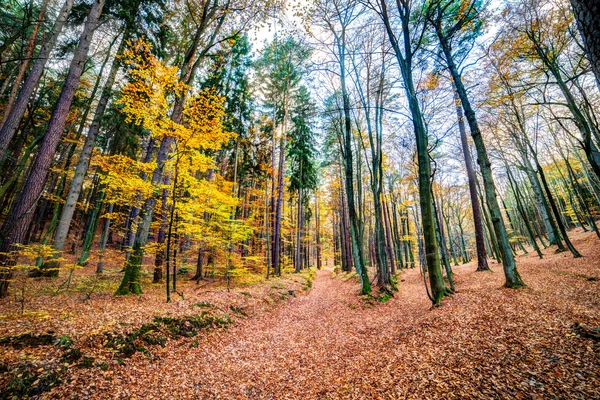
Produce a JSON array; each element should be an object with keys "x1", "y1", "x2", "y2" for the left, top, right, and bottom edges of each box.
[{"x1": 47, "y1": 232, "x2": 600, "y2": 399}]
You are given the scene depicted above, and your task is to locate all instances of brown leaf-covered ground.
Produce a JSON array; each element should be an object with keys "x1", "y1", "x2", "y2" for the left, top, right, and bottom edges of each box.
[{"x1": 3, "y1": 230, "x2": 600, "y2": 399}]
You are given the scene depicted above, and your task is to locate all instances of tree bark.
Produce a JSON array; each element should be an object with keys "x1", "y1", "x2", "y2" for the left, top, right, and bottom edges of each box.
[
  {"x1": 570, "y1": 0, "x2": 600, "y2": 87},
  {"x1": 453, "y1": 91, "x2": 489, "y2": 271},
  {"x1": 0, "y1": 0, "x2": 105, "y2": 297},
  {"x1": 0, "y1": 0, "x2": 76, "y2": 161},
  {"x1": 438, "y1": 33, "x2": 525, "y2": 288},
  {"x1": 272, "y1": 106, "x2": 287, "y2": 276}
]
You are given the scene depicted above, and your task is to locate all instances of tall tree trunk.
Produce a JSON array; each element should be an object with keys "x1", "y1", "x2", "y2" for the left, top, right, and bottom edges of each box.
[
  {"x1": 0, "y1": 0, "x2": 105, "y2": 297},
  {"x1": 96, "y1": 203, "x2": 113, "y2": 273},
  {"x1": 453, "y1": 90, "x2": 489, "y2": 271},
  {"x1": 0, "y1": 0, "x2": 76, "y2": 161},
  {"x1": 433, "y1": 190, "x2": 455, "y2": 292},
  {"x1": 272, "y1": 105, "x2": 287, "y2": 276},
  {"x1": 339, "y1": 174, "x2": 353, "y2": 272},
  {"x1": 438, "y1": 34, "x2": 524, "y2": 288},
  {"x1": 476, "y1": 174, "x2": 500, "y2": 263},
  {"x1": 78, "y1": 189, "x2": 105, "y2": 266},
  {"x1": 391, "y1": 201, "x2": 404, "y2": 269},
  {"x1": 53, "y1": 23, "x2": 135, "y2": 256},
  {"x1": 335, "y1": 27, "x2": 370, "y2": 293},
  {"x1": 570, "y1": 0, "x2": 600, "y2": 87},
  {"x1": 315, "y1": 192, "x2": 322, "y2": 270},
  {"x1": 383, "y1": 195, "x2": 396, "y2": 276},
  {"x1": 295, "y1": 190, "x2": 303, "y2": 273},
  {"x1": 380, "y1": 0, "x2": 447, "y2": 303}
]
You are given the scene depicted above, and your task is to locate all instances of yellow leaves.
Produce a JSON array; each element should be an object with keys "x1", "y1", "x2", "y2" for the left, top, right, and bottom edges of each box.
[
  {"x1": 94, "y1": 154, "x2": 155, "y2": 206},
  {"x1": 183, "y1": 89, "x2": 233, "y2": 151},
  {"x1": 0, "y1": 310, "x2": 52, "y2": 321},
  {"x1": 117, "y1": 40, "x2": 232, "y2": 153},
  {"x1": 117, "y1": 39, "x2": 186, "y2": 140},
  {"x1": 422, "y1": 72, "x2": 440, "y2": 91},
  {"x1": 13, "y1": 243, "x2": 56, "y2": 260},
  {"x1": 111, "y1": 38, "x2": 250, "y2": 253}
]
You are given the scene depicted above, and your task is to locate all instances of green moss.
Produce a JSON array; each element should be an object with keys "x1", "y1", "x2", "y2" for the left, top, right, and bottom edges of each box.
[
  {"x1": 0, "y1": 332, "x2": 56, "y2": 348},
  {"x1": 80, "y1": 357, "x2": 95, "y2": 368},
  {"x1": 377, "y1": 293, "x2": 392, "y2": 303},
  {"x1": 229, "y1": 305, "x2": 247, "y2": 316},
  {"x1": 55, "y1": 334, "x2": 74, "y2": 348},
  {"x1": 2, "y1": 364, "x2": 65, "y2": 398},
  {"x1": 192, "y1": 301, "x2": 214, "y2": 309},
  {"x1": 104, "y1": 312, "x2": 232, "y2": 358},
  {"x1": 62, "y1": 347, "x2": 82, "y2": 363}
]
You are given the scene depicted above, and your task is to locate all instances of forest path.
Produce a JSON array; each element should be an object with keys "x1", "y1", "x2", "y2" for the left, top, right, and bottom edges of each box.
[{"x1": 48, "y1": 232, "x2": 600, "y2": 399}]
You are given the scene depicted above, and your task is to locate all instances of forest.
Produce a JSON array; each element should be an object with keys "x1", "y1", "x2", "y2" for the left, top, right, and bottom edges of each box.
[{"x1": 0, "y1": 0, "x2": 599, "y2": 397}]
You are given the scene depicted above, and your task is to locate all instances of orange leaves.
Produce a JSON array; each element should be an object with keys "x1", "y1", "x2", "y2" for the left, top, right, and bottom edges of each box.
[
  {"x1": 2, "y1": 231, "x2": 600, "y2": 398},
  {"x1": 422, "y1": 72, "x2": 441, "y2": 91}
]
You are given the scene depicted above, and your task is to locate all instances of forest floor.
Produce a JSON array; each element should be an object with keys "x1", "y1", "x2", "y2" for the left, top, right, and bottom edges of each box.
[{"x1": 1, "y1": 230, "x2": 600, "y2": 399}]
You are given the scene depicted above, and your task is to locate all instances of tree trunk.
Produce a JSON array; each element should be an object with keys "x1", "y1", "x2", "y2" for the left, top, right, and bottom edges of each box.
[
  {"x1": 439, "y1": 34, "x2": 525, "y2": 288},
  {"x1": 96, "y1": 203, "x2": 113, "y2": 273},
  {"x1": 0, "y1": 0, "x2": 105, "y2": 297},
  {"x1": 295, "y1": 189, "x2": 303, "y2": 273},
  {"x1": 0, "y1": 0, "x2": 76, "y2": 161},
  {"x1": 383, "y1": 195, "x2": 396, "y2": 276},
  {"x1": 378, "y1": 2, "x2": 447, "y2": 302},
  {"x1": 53, "y1": 25, "x2": 134, "y2": 255},
  {"x1": 339, "y1": 45, "x2": 370, "y2": 294},
  {"x1": 570, "y1": 0, "x2": 600, "y2": 87},
  {"x1": 453, "y1": 90, "x2": 489, "y2": 271},
  {"x1": 315, "y1": 192, "x2": 322, "y2": 270},
  {"x1": 272, "y1": 106, "x2": 287, "y2": 276},
  {"x1": 78, "y1": 189, "x2": 105, "y2": 266}
]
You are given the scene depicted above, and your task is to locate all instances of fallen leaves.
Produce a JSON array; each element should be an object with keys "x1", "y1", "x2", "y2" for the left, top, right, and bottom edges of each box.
[{"x1": 1, "y1": 231, "x2": 599, "y2": 399}]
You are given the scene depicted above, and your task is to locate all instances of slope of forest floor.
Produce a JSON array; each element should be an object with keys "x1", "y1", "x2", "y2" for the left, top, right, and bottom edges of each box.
[
  {"x1": 2, "y1": 230, "x2": 600, "y2": 399},
  {"x1": 0, "y1": 261, "x2": 315, "y2": 398}
]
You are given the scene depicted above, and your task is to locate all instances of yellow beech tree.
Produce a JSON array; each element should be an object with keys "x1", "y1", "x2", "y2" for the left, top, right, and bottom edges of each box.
[{"x1": 110, "y1": 39, "x2": 243, "y2": 296}]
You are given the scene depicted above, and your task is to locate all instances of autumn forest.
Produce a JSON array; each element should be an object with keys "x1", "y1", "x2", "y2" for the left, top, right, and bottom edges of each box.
[{"x1": 0, "y1": 0, "x2": 599, "y2": 397}]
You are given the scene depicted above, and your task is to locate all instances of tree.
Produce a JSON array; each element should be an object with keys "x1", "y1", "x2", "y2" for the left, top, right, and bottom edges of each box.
[
  {"x1": 312, "y1": 0, "x2": 372, "y2": 294},
  {"x1": 374, "y1": 0, "x2": 450, "y2": 303},
  {"x1": 453, "y1": 90, "x2": 490, "y2": 271},
  {"x1": 52, "y1": 0, "x2": 159, "y2": 265},
  {"x1": 426, "y1": 0, "x2": 525, "y2": 288},
  {"x1": 0, "y1": 0, "x2": 106, "y2": 298},
  {"x1": 113, "y1": 40, "x2": 235, "y2": 295},
  {"x1": 0, "y1": 0, "x2": 76, "y2": 162},
  {"x1": 570, "y1": 0, "x2": 600, "y2": 87},
  {"x1": 256, "y1": 36, "x2": 310, "y2": 277},
  {"x1": 288, "y1": 86, "x2": 318, "y2": 272}
]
